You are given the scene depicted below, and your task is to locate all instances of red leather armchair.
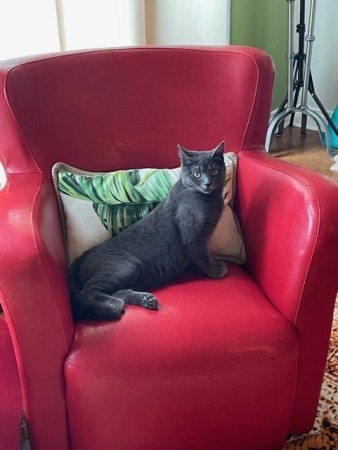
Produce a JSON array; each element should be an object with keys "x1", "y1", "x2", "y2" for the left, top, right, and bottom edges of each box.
[{"x1": 0, "y1": 46, "x2": 337, "y2": 450}]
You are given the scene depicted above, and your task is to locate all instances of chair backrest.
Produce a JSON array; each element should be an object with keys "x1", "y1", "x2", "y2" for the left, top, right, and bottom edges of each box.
[
  {"x1": 0, "y1": 46, "x2": 274, "y2": 450},
  {"x1": 0, "y1": 46, "x2": 274, "y2": 177}
]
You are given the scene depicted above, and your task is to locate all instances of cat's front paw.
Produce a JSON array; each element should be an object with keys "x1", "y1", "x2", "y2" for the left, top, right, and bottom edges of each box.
[
  {"x1": 208, "y1": 261, "x2": 228, "y2": 279},
  {"x1": 140, "y1": 293, "x2": 159, "y2": 310}
]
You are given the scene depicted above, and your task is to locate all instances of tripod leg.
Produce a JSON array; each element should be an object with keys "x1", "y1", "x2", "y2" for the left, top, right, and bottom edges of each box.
[
  {"x1": 265, "y1": 110, "x2": 293, "y2": 152},
  {"x1": 301, "y1": 115, "x2": 307, "y2": 135},
  {"x1": 277, "y1": 121, "x2": 285, "y2": 136},
  {"x1": 300, "y1": 0, "x2": 316, "y2": 111},
  {"x1": 274, "y1": 94, "x2": 288, "y2": 117},
  {"x1": 301, "y1": 74, "x2": 308, "y2": 134},
  {"x1": 290, "y1": 65, "x2": 301, "y2": 127},
  {"x1": 289, "y1": 58, "x2": 306, "y2": 132},
  {"x1": 271, "y1": 95, "x2": 288, "y2": 136},
  {"x1": 278, "y1": 47, "x2": 300, "y2": 134}
]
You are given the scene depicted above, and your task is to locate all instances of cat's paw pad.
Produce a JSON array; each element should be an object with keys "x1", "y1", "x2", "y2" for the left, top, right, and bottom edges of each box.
[
  {"x1": 141, "y1": 293, "x2": 159, "y2": 310},
  {"x1": 209, "y1": 261, "x2": 228, "y2": 279}
]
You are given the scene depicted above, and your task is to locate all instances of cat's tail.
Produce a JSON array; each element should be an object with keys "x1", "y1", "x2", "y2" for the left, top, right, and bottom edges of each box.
[{"x1": 68, "y1": 260, "x2": 124, "y2": 321}]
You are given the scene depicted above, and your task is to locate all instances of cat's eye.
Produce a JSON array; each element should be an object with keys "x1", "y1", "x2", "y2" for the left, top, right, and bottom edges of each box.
[
  {"x1": 212, "y1": 169, "x2": 219, "y2": 176},
  {"x1": 193, "y1": 172, "x2": 201, "y2": 178}
]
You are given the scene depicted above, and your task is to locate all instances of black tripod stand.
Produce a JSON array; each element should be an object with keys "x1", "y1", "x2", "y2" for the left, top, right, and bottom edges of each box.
[{"x1": 265, "y1": 0, "x2": 338, "y2": 158}]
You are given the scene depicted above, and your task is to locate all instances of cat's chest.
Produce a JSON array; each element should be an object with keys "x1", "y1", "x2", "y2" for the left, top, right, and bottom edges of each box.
[{"x1": 177, "y1": 193, "x2": 222, "y2": 229}]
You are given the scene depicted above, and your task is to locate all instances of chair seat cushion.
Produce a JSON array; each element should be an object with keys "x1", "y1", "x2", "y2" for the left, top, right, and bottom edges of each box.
[
  {"x1": 66, "y1": 264, "x2": 297, "y2": 379},
  {"x1": 65, "y1": 265, "x2": 298, "y2": 450}
]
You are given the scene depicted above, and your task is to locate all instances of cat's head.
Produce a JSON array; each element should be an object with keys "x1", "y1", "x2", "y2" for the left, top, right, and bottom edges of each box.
[{"x1": 178, "y1": 142, "x2": 226, "y2": 194}]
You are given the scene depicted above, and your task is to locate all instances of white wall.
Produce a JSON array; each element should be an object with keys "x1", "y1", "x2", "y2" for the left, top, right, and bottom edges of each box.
[
  {"x1": 295, "y1": 0, "x2": 338, "y2": 114},
  {"x1": 0, "y1": 0, "x2": 60, "y2": 60},
  {"x1": 60, "y1": 0, "x2": 145, "y2": 50},
  {"x1": 1, "y1": 1, "x2": 230, "y2": 60},
  {"x1": 310, "y1": 0, "x2": 338, "y2": 112},
  {"x1": 146, "y1": 0, "x2": 230, "y2": 45},
  {"x1": 0, "y1": 0, "x2": 147, "y2": 60}
]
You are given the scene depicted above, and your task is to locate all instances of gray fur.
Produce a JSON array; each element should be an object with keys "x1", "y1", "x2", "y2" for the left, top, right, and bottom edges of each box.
[{"x1": 69, "y1": 142, "x2": 227, "y2": 320}]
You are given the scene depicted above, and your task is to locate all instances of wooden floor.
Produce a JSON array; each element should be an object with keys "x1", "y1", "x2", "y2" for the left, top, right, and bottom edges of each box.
[{"x1": 269, "y1": 127, "x2": 338, "y2": 183}]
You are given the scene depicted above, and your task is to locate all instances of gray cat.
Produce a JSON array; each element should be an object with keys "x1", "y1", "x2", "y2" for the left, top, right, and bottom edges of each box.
[{"x1": 69, "y1": 142, "x2": 228, "y2": 320}]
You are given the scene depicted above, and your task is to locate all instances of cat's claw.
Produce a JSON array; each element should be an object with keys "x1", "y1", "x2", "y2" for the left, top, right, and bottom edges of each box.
[{"x1": 141, "y1": 293, "x2": 159, "y2": 310}]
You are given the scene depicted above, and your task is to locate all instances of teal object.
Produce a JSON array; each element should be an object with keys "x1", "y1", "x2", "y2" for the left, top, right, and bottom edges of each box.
[{"x1": 322, "y1": 104, "x2": 338, "y2": 149}]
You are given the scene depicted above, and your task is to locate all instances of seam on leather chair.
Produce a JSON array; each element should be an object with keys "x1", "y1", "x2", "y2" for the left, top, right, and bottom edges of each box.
[{"x1": 65, "y1": 338, "x2": 298, "y2": 380}]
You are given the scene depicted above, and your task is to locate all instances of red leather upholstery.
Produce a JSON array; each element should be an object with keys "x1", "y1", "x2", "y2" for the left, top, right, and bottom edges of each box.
[
  {"x1": 0, "y1": 317, "x2": 21, "y2": 450},
  {"x1": 0, "y1": 46, "x2": 337, "y2": 450}
]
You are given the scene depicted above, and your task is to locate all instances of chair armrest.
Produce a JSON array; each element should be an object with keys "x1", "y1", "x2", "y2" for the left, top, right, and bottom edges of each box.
[
  {"x1": 236, "y1": 149, "x2": 338, "y2": 431},
  {"x1": 0, "y1": 173, "x2": 73, "y2": 449},
  {"x1": 236, "y1": 150, "x2": 338, "y2": 322}
]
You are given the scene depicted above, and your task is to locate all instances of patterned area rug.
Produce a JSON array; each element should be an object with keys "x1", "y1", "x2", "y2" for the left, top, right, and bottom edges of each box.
[{"x1": 283, "y1": 297, "x2": 338, "y2": 450}]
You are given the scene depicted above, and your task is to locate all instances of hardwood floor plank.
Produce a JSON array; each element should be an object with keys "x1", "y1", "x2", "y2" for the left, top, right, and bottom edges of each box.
[{"x1": 269, "y1": 127, "x2": 338, "y2": 182}]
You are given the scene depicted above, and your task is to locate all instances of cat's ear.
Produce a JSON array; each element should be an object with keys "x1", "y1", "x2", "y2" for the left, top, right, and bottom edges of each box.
[
  {"x1": 212, "y1": 141, "x2": 225, "y2": 158},
  {"x1": 178, "y1": 144, "x2": 195, "y2": 162}
]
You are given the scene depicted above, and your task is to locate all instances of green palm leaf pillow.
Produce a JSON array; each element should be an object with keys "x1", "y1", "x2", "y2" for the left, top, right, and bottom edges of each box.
[{"x1": 52, "y1": 153, "x2": 246, "y2": 265}]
